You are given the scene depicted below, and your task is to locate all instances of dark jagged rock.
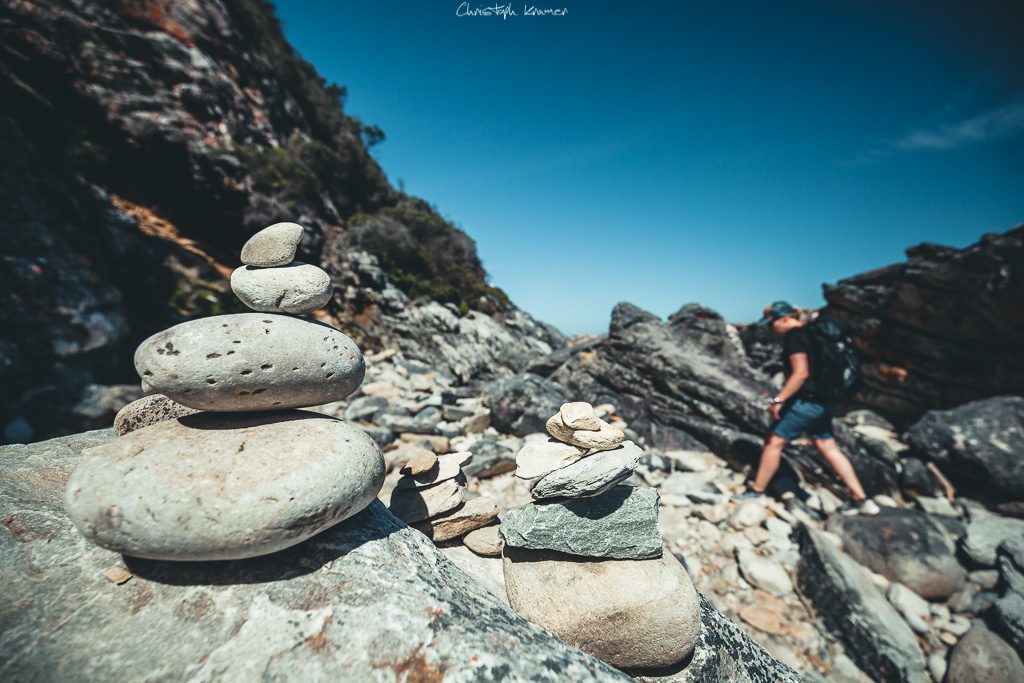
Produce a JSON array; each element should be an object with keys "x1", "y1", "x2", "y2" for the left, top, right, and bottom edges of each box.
[
  {"x1": 826, "y1": 507, "x2": 966, "y2": 599},
  {"x1": 480, "y1": 374, "x2": 570, "y2": 436},
  {"x1": 0, "y1": 1, "x2": 562, "y2": 442},
  {"x1": 905, "y1": 395, "x2": 1024, "y2": 505},
  {"x1": 0, "y1": 429, "x2": 631, "y2": 681},
  {"x1": 666, "y1": 304, "x2": 748, "y2": 367},
  {"x1": 823, "y1": 226, "x2": 1024, "y2": 425},
  {"x1": 898, "y1": 457, "x2": 943, "y2": 498},
  {"x1": 796, "y1": 524, "x2": 927, "y2": 683},
  {"x1": 993, "y1": 592, "x2": 1024, "y2": 659},
  {"x1": 550, "y1": 302, "x2": 900, "y2": 495},
  {"x1": 634, "y1": 595, "x2": 804, "y2": 683}
]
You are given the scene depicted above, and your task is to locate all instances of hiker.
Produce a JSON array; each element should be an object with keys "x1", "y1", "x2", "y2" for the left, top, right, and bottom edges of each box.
[{"x1": 742, "y1": 301, "x2": 879, "y2": 516}]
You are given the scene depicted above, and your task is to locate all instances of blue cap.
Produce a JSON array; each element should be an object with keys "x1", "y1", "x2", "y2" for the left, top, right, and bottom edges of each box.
[{"x1": 759, "y1": 301, "x2": 795, "y2": 325}]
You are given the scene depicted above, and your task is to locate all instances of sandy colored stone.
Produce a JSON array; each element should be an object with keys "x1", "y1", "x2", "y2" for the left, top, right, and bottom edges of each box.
[
  {"x1": 515, "y1": 438, "x2": 587, "y2": 481},
  {"x1": 103, "y1": 566, "x2": 132, "y2": 585},
  {"x1": 559, "y1": 402, "x2": 602, "y2": 431},
  {"x1": 464, "y1": 523, "x2": 504, "y2": 557},
  {"x1": 738, "y1": 604, "x2": 786, "y2": 635},
  {"x1": 240, "y1": 221, "x2": 303, "y2": 267},
  {"x1": 112, "y1": 394, "x2": 198, "y2": 436},
  {"x1": 400, "y1": 449, "x2": 437, "y2": 476},
  {"x1": 545, "y1": 414, "x2": 625, "y2": 451},
  {"x1": 396, "y1": 451, "x2": 469, "y2": 489},
  {"x1": 413, "y1": 496, "x2": 499, "y2": 542},
  {"x1": 64, "y1": 411, "x2": 385, "y2": 561},
  {"x1": 135, "y1": 314, "x2": 364, "y2": 412},
  {"x1": 389, "y1": 475, "x2": 466, "y2": 523},
  {"x1": 503, "y1": 547, "x2": 701, "y2": 669},
  {"x1": 230, "y1": 262, "x2": 333, "y2": 314}
]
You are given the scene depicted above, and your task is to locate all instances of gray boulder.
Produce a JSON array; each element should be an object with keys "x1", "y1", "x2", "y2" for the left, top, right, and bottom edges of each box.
[
  {"x1": 826, "y1": 507, "x2": 966, "y2": 599},
  {"x1": 998, "y1": 537, "x2": 1024, "y2": 595},
  {"x1": 481, "y1": 374, "x2": 571, "y2": 436},
  {"x1": 946, "y1": 622, "x2": 1024, "y2": 683},
  {"x1": 500, "y1": 486, "x2": 662, "y2": 560},
  {"x1": 962, "y1": 510, "x2": 1024, "y2": 567},
  {"x1": 0, "y1": 430, "x2": 634, "y2": 681},
  {"x1": 993, "y1": 591, "x2": 1024, "y2": 659},
  {"x1": 796, "y1": 524, "x2": 926, "y2": 683},
  {"x1": 906, "y1": 396, "x2": 1024, "y2": 504}
]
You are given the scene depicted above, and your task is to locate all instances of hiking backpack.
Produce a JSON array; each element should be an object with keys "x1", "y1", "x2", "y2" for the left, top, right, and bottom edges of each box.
[{"x1": 806, "y1": 314, "x2": 862, "y2": 403}]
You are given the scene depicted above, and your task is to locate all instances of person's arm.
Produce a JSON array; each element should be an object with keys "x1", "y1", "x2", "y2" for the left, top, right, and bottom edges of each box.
[
  {"x1": 775, "y1": 352, "x2": 809, "y2": 403},
  {"x1": 769, "y1": 352, "x2": 809, "y2": 418}
]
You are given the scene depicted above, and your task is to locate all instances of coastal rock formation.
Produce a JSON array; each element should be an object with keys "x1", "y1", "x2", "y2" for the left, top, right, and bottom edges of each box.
[
  {"x1": 823, "y1": 226, "x2": 1024, "y2": 424},
  {"x1": 0, "y1": 430, "x2": 631, "y2": 682}
]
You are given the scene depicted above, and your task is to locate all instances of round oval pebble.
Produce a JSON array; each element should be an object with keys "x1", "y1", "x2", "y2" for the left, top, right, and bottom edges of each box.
[
  {"x1": 134, "y1": 313, "x2": 364, "y2": 411},
  {"x1": 241, "y1": 222, "x2": 304, "y2": 267},
  {"x1": 63, "y1": 411, "x2": 385, "y2": 561},
  {"x1": 231, "y1": 262, "x2": 333, "y2": 314}
]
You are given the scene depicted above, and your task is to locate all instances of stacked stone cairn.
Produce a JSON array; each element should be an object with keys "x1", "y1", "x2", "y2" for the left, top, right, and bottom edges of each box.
[
  {"x1": 388, "y1": 449, "x2": 501, "y2": 554},
  {"x1": 499, "y1": 401, "x2": 701, "y2": 670},
  {"x1": 64, "y1": 223, "x2": 385, "y2": 561}
]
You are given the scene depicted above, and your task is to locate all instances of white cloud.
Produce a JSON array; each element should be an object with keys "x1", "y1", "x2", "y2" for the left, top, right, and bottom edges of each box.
[{"x1": 894, "y1": 98, "x2": 1024, "y2": 151}]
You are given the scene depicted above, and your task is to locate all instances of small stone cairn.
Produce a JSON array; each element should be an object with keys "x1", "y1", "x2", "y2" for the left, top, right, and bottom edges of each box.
[
  {"x1": 499, "y1": 401, "x2": 702, "y2": 670},
  {"x1": 388, "y1": 449, "x2": 501, "y2": 555},
  {"x1": 64, "y1": 223, "x2": 385, "y2": 561}
]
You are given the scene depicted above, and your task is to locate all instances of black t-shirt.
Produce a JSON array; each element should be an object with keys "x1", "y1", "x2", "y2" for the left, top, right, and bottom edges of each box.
[{"x1": 782, "y1": 327, "x2": 817, "y2": 401}]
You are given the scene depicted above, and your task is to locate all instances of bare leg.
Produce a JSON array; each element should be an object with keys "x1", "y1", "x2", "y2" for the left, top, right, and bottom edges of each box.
[
  {"x1": 752, "y1": 434, "x2": 788, "y2": 493},
  {"x1": 813, "y1": 438, "x2": 868, "y2": 501}
]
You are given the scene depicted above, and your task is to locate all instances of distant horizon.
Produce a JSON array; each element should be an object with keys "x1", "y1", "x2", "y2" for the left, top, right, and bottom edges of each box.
[{"x1": 276, "y1": 0, "x2": 1024, "y2": 336}]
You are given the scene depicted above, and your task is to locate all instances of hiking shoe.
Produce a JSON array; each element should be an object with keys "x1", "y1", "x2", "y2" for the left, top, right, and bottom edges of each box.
[
  {"x1": 734, "y1": 487, "x2": 767, "y2": 502},
  {"x1": 838, "y1": 498, "x2": 881, "y2": 516}
]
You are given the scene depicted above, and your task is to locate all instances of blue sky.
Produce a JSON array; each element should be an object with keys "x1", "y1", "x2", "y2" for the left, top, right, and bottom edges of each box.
[{"x1": 275, "y1": 0, "x2": 1024, "y2": 335}]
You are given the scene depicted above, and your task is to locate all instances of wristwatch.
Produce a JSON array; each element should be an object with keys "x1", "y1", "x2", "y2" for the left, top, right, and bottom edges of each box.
[{"x1": 771, "y1": 397, "x2": 782, "y2": 404}]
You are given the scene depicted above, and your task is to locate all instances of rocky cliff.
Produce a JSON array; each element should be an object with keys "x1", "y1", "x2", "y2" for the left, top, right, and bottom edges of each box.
[
  {"x1": 0, "y1": 0, "x2": 561, "y2": 443},
  {"x1": 823, "y1": 226, "x2": 1024, "y2": 425}
]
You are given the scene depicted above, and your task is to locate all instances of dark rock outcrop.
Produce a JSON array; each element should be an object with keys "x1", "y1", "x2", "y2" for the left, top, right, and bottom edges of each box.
[
  {"x1": 549, "y1": 302, "x2": 899, "y2": 496},
  {"x1": 796, "y1": 524, "x2": 926, "y2": 683},
  {"x1": 0, "y1": 429, "x2": 630, "y2": 681},
  {"x1": 905, "y1": 395, "x2": 1024, "y2": 505},
  {"x1": 481, "y1": 374, "x2": 571, "y2": 436},
  {"x1": 0, "y1": 1, "x2": 562, "y2": 442},
  {"x1": 823, "y1": 226, "x2": 1024, "y2": 424},
  {"x1": 826, "y1": 508, "x2": 966, "y2": 599}
]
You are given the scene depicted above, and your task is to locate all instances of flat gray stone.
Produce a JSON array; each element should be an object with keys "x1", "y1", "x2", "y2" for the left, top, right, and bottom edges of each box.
[
  {"x1": 515, "y1": 437, "x2": 587, "y2": 481},
  {"x1": 112, "y1": 393, "x2": 198, "y2": 435},
  {"x1": 963, "y1": 511, "x2": 1024, "y2": 567},
  {"x1": 1, "y1": 430, "x2": 630, "y2": 682},
  {"x1": 531, "y1": 441, "x2": 641, "y2": 500},
  {"x1": 240, "y1": 221, "x2": 303, "y2": 267},
  {"x1": 230, "y1": 262, "x2": 333, "y2": 314},
  {"x1": 64, "y1": 411, "x2": 384, "y2": 561},
  {"x1": 500, "y1": 486, "x2": 662, "y2": 560},
  {"x1": 135, "y1": 313, "x2": 364, "y2": 411}
]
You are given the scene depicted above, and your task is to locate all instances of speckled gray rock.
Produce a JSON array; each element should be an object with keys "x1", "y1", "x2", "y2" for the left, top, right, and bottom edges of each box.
[
  {"x1": 112, "y1": 393, "x2": 198, "y2": 435},
  {"x1": 230, "y1": 262, "x2": 333, "y2": 314},
  {"x1": 134, "y1": 313, "x2": 364, "y2": 411},
  {"x1": 500, "y1": 486, "x2": 662, "y2": 560},
  {"x1": 633, "y1": 594, "x2": 804, "y2": 682},
  {"x1": 503, "y1": 547, "x2": 699, "y2": 669},
  {"x1": 240, "y1": 221, "x2": 304, "y2": 267},
  {"x1": 1, "y1": 430, "x2": 631, "y2": 682},
  {"x1": 63, "y1": 412, "x2": 384, "y2": 561},
  {"x1": 531, "y1": 441, "x2": 641, "y2": 500}
]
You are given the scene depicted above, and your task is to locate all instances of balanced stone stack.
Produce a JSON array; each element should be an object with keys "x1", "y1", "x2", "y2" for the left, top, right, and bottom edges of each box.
[
  {"x1": 64, "y1": 223, "x2": 385, "y2": 561},
  {"x1": 500, "y1": 401, "x2": 701, "y2": 670},
  {"x1": 388, "y1": 449, "x2": 501, "y2": 554}
]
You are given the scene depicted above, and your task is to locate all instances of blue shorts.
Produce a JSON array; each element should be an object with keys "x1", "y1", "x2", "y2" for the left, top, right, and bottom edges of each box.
[{"x1": 771, "y1": 398, "x2": 834, "y2": 441}]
